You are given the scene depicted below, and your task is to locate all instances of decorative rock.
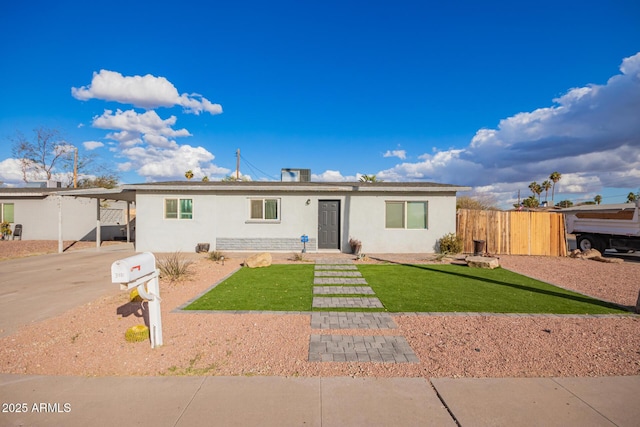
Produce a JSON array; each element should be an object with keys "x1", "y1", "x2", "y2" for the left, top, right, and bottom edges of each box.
[
  {"x1": 581, "y1": 249, "x2": 602, "y2": 259},
  {"x1": 465, "y1": 256, "x2": 500, "y2": 269},
  {"x1": 569, "y1": 249, "x2": 623, "y2": 263},
  {"x1": 244, "y1": 252, "x2": 272, "y2": 268}
]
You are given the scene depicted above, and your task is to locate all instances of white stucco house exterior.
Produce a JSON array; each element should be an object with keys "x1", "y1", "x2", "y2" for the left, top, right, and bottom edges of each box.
[{"x1": 103, "y1": 181, "x2": 469, "y2": 253}]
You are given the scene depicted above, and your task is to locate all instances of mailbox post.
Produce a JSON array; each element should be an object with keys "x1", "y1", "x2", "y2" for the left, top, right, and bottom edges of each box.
[{"x1": 111, "y1": 253, "x2": 163, "y2": 348}]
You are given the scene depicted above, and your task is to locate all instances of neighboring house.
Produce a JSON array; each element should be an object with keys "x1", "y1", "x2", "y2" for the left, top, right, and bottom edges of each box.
[
  {"x1": 0, "y1": 187, "x2": 132, "y2": 241},
  {"x1": 116, "y1": 181, "x2": 469, "y2": 253}
]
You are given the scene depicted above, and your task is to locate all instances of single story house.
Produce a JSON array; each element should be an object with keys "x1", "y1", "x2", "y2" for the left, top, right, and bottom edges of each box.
[{"x1": 65, "y1": 181, "x2": 469, "y2": 253}]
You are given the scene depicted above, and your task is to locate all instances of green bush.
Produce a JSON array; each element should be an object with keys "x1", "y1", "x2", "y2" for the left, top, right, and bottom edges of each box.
[
  {"x1": 158, "y1": 252, "x2": 193, "y2": 281},
  {"x1": 438, "y1": 233, "x2": 463, "y2": 254}
]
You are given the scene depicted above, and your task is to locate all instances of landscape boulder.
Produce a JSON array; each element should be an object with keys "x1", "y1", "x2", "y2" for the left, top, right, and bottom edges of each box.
[
  {"x1": 568, "y1": 249, "x2": 624, "y2": 263},
  {"x1": 244, "y1": 252, "x2": 272, "y2": 268},
  {"x1": 465, "y1": 256, "x2": 500, "y2": 269}
]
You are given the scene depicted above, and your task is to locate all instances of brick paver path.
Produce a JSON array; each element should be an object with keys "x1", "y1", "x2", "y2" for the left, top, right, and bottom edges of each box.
[
  {"x1": 308, "y1": 334, "x2": 419, "y2": 363},
  {"x1": 313, "y1": 286, "x2": 375, "y2": 295},
  {"x1": 312, "y1": 297, "x2": 384, "y2": 308},
  {"x1": 314, "y1": 277, "x2": 368, "y2": 285},
  {"x1": 308, "y1": 258, "x2": 419, "y2": 363},
  {"x1": 314, "y1": 270, "x2": 363, "y2": 277},
  {"x1": 311, "y1": 312, "x2": 397, "y2": 329}
]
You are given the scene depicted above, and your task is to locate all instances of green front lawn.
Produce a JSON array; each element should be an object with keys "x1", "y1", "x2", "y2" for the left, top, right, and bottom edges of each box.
[
  {"x1": 184, "y1": 263, "x2": 627, "y2": 314},
  {"x1": 185, "y1": 265, "x2": 315, "y2": 311},
  {"x1": 360, "y1": 264, "x2": 625, "y2": 314}
]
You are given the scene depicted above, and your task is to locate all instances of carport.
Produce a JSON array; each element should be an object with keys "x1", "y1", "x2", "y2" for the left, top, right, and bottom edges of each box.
[{"x1": 54, "y1": 187, "x2": 137, "y2": 253}]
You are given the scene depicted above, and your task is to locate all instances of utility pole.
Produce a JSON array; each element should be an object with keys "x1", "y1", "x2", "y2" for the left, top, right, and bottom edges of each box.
[{"x1": 236, "y1": 148, "x2": 240, "y2": 180}]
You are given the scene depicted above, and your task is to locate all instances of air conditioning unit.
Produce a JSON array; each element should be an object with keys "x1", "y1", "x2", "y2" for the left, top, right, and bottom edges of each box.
[{"x1": 281, "y1": 168, "x2": 311, "y2": 182}]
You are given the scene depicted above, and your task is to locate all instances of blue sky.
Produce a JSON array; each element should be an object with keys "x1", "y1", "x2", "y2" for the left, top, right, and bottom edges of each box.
[{"x1": 1, "y1": 0, "x2": 639, "y2": 208}]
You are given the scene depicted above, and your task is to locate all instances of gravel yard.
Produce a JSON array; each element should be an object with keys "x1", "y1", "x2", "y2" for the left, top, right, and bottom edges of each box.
[{"x1": 0, "y1": 242, "x2": 638, "y2": 378}]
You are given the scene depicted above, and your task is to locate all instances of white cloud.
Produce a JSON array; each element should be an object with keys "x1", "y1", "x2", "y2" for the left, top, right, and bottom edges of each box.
[
  {"x1": 374, "y1": 51, "x2": 640, "y2": 207},
  {"x1": 93, "y1": 109, "x2": 191, "y2": 143},
  {"x1": 383, "y1": 149, "x2": 407, "y2": 160},
  {"x1": 84, "y1": 105, "x2": 228, "y2": 182},
  {"x1": 121, "y1": 144, "x2": 230, "y2": 181},
  {"x1": 0, "y1": 158, "x2": 26, "y2": 186},
  {"x1": 72, "y1": 70, "x2": 223, "y2": 115},
  {"x1": 83, "y1": 141, "x2": 104, "y2": 150},
  {"x1": 311, "y1": 170, "x2": 360, "y2": 182}
]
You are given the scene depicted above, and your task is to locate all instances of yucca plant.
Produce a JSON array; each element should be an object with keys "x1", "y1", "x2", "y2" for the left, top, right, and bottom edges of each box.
[{"x1": 157, "y1": 252, "x2": 193, "y2": 281}]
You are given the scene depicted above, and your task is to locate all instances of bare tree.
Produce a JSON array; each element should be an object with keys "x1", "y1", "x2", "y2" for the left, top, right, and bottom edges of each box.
[
  {"x1": 11, "y1": 127, "x2": 73, "y2": 182},
  {"x1": 456, "y1": 194, "x2": 498, "y2": 210}
]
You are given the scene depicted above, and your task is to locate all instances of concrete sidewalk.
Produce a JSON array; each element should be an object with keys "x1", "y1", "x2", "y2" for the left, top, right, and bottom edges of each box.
[{"x1": 1, "y1": 374, "x2": 638, "y2": 426}]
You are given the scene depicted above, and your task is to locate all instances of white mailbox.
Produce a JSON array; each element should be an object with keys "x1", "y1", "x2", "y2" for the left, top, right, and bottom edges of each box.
[
  {"x1": 111, "y1": 252, "x2": 157, "y2": 287},
  {"x1": 111, "y1": 252, "x2": 163, "y2": 348}
]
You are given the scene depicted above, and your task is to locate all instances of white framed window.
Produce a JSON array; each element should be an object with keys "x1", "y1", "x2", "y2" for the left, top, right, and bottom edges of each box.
[
  {"x1": 164, "y1": 198, "x2": 193, "y2": 219},
  {"x1": 248, "y1": 198, "x2": 280, "y2": 221},
  {"x1": 1, "y1": 203, "x2": 14, "y2": 223},
  {"x1": 385, "y1": 201, "x2": 427, "y2": 229}
]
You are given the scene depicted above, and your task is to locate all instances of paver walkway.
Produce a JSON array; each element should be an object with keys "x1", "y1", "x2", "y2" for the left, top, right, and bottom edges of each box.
[
  {"x1": 314, "y1": 270, "x2": 363, "y2": 277},
  {"x1": 314, "y1": 277, "x2": 368, "y2": 285},
  {"x1": 313, "y1": 286, "x2": 375, "y2": 295},
  {"x1": 312, "y1": 297, "x2": 384, "y2": 308},
  {"x1": 311, "y1": 312, "x2": 397, "y2": 329},
  {"x1": 309, "y1": 335, "x2": 420, "y2": 363},
  {"x1": 309, "y1": 258, "x2": 418, "y2": 363}
]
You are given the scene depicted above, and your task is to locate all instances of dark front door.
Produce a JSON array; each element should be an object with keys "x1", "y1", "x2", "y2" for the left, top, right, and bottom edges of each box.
[{"x1": 318, "y1": 200, "x2": 340, "y2": 249}]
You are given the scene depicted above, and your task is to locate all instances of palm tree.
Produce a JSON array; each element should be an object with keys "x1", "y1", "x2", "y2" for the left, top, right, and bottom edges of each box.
[
  {"x1": 528, "y1": 181, "x2": 542, "y2": 201},
  {"x1": 359, "y1": 174, "x2": 381, "y2": 183},
  {"x1": 202, "y1": 176, "x2": 209, "y2": 182},
  {"x1": 549, "y1": 172, "x2": 561, "y2": 203},
  {"x1": 594, "y1": 195, "x2": 602, "y2": 205},
  {"x1": 541, "y1": 180, "x2": 552, "y2": 203},
  {"x1": 185, "y1": 170, "x2": 194, "y2": 180},
  {"x1": 627, "y1": 192, "x2": 637, "y2": 203}
]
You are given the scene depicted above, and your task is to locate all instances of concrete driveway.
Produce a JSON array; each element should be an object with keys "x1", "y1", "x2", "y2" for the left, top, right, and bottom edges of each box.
[{"x1": 0, "y1": 244, "x2": 136, "y2": 338}]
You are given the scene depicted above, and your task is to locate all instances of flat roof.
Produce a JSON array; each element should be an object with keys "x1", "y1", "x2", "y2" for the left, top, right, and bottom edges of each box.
[
  {"x1": 2, "y1": 181, "x2": 471, "y2": 201},
  {"x1": 121, "y1": 181, "x2": 471, "y2": 193}
]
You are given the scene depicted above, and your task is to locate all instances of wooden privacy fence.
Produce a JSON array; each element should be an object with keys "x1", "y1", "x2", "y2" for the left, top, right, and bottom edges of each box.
[{"x1": 456, "y1": 209, "x2": 568, "y2": 256}]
